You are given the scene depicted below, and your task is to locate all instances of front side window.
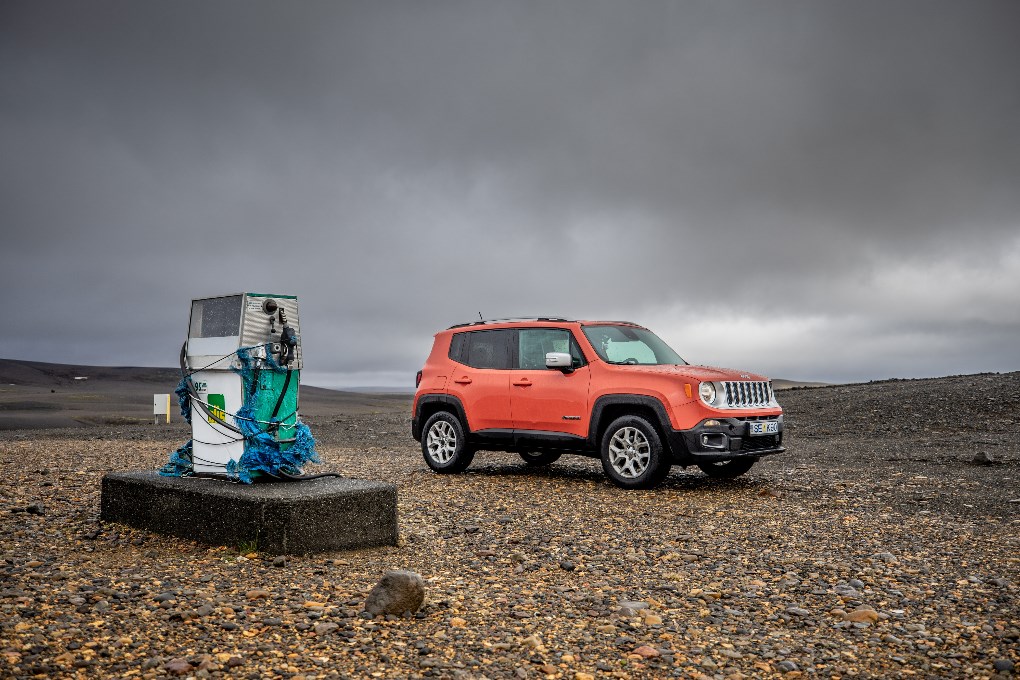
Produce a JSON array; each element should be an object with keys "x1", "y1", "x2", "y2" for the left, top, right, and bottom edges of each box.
[
  {"x1": 517, "y1": 328, "x2": 585, "y2": 369},
  {"x1": 449, "y1": 329, "x2": 512, "y2": 369},
  {"x1": 581, "y1": 325, "x2": 686, "y2": 366}
]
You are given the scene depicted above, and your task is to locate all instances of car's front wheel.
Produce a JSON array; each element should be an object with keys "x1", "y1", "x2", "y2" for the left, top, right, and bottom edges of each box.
[
  {"x1": 518, "y1": 451, "x2": 562, "y2": 466},
  {"x1": 697, "y1": 459, "x2": 755, "y2": 478},
  {"x1": 599, "y1": 415, "x2": 670, "y2": 489},
  {"x1": 421, "y1": 412, "x2": 475, "y2": 473}
]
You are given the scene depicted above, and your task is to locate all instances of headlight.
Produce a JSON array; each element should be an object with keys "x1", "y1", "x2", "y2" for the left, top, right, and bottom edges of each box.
[{"x1": 699, "y1": 381, "x2": 717, "y2": 405}]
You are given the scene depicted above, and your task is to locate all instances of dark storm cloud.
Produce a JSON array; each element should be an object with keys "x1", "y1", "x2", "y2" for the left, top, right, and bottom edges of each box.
[{"x1": 1, "y1": 1, "x2": 1018, "y2": 386}]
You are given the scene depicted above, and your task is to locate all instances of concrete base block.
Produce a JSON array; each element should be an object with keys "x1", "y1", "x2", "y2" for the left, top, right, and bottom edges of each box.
[{"x1": 100, "y1": 471, "x2": 398, "y2": 554}]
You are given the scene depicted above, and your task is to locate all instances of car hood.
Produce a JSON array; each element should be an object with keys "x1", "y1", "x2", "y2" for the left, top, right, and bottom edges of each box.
[{"x1": 618, "y1": 364, "x2": 770, "y2": 382}]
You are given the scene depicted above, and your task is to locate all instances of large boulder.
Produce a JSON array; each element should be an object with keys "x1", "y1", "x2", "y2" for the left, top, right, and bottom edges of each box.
[{"x1": 364, "y1": 570, "x2": 425, "y2": 616}]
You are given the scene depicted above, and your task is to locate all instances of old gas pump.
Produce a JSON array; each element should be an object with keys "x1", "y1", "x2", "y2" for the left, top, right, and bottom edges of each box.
[{"x1": 161, "y1": 293, "x2": 319, "y2": 482}]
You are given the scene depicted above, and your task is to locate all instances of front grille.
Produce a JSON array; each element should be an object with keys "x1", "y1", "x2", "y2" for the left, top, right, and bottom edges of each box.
[
  {"x1": 722, "y1": 381, "x2": 773, "y2": 408},
  {"x1": 741, "y1": 434, "x2": 781, "y2": 452}
]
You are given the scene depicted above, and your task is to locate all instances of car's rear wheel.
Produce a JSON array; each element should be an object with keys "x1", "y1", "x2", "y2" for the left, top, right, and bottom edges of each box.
[
  {"x1": 518, "y1": 451, "x2": 562, "y2": 466},
  {"x1": 599, "y1": 415, "x2": 670, "y2": 489},
  {"x1": 421, "y1": 412, "x2": 474, "y2": 473},
  {"x1": 697, "y1": 459, "x2": 755, "y2": 478}
]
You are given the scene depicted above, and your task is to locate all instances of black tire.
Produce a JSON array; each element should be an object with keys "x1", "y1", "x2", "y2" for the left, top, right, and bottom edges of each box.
[
  {"x1": 421, "y1": 412, "x2": 475, "y2": 473},
  {"x1": 599, "y1": 415, "x2": 670, "y2": 489},
  {"x1": 518, "y1": 451, "x2": 562, "y2": 466},
  {"x1": 697, "y1": 459, "x2": 755, "y2": 478}
]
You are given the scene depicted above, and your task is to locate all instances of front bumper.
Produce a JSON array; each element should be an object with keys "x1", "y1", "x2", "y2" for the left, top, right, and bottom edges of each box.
[{"x1": 668, "y1": 415, "x2": 785, "y2": 464}]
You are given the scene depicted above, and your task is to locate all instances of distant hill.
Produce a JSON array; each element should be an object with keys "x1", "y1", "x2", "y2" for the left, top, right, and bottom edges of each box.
[
  {"x1": 0, "y1": 358, "x2": 410, "y2": 429},
  {"x1": 773, "y1": 378, "x2": 829, "y2": 390},
  {"x1": 0, "y1": 358, "x2": 181, "y2": 387}
]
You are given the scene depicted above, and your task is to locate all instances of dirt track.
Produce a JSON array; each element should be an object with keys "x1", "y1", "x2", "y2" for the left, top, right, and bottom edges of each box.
[{"x1": 1, "y1": 373, "x2": 1017, "y2": 678}]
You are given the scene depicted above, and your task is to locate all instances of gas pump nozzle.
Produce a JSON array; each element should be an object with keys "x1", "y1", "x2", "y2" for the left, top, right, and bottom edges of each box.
[{"x1": 278, "y1": 308, "x2": 297, "y2": 364}]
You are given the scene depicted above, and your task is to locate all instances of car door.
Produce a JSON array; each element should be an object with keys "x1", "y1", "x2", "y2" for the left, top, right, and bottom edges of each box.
[
  {"x1": 510, "y1": 328, "x2": 591, "y2": 439},
  {"x1": 445, "y1": 329, "x2": 514, "y2": 434}
]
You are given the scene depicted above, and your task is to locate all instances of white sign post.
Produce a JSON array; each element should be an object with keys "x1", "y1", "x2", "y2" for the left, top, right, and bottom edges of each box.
[{"x1": 153, "y1": 394, "x2": 170, "y2": 425}]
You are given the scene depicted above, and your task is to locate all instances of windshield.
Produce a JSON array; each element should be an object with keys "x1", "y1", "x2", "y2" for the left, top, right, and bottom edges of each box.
[{"x1": 581, "y1": 325, "x2": 687, "y2": 365}]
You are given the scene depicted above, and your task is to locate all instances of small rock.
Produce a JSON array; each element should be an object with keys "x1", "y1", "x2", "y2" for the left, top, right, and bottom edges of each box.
[
  {"x1": 25, "y1": 502, "x2": 45, "y2": 516},
  {"x1": 871, "y1": 552, "x2": 897, "y2": 564},
  {"x1": 633, "y1": 645, "x2": 660, "y2": 658},
  {"x1": 786, "y1": 607, "x2": 810, "y2": 616},
  {"x1": 617, "y1": 600, "x2": 648, "y2": 610},
  {"x1": 313, "y1": 622, "x2": 339, "y2": 635},
  {"x1": 560, "y1": 561, "x2": 576, "y2": 571},
  {"x1": 364, "y1": 570, "x2": 425, "y2": 616},
  {"x1": 226, "y1": 656, "x2": 244, "y2": 668},
  {"x1": 993, "y1": 659, "x2": 1015, "y2": 672},
  {"x1": 450, "y1": 617, "x2": 467, "y2": 627},
  {"x1": 272, "y1": 556, "x2": 286, "y2": 567},
  {"x1": 777, "y1": 660, "x2": 799, "y2": 672},
  {"x1": 843, "y1": 608, "x2": 879, "y2": 624},
  {"x1": 163, "y1": 658, "x2": 192, "y2": 675},
  {"x1": 970, "y1": 451, "x2": 999, "y2": 465},
  {"x1": 245, "y1": 589, "x2": 271, "y2": 601}
]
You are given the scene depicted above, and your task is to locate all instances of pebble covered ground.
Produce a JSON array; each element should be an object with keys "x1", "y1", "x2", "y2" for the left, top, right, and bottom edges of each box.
[{"x1": 1, "y1": 373, "x2": 1018, "y2": 679}]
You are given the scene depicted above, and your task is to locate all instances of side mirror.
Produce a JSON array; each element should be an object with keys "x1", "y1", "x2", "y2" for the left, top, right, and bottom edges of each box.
[{"x1": 546, "y1": 352, "x2": 574, "y2": 373}]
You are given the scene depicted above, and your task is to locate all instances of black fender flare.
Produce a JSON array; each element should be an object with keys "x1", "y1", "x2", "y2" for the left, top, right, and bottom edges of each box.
[
  {"x1": 412, "y1": 394, "x2": 469, "y2": 440},
  {"x1": 587, "y1": 394, "x2": 675, "y2": 451}
]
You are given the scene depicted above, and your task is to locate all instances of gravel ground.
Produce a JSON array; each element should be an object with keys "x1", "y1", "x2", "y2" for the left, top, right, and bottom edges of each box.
[{"x1": 1, "y1": 373, "x2": 1018, "y2": 679}]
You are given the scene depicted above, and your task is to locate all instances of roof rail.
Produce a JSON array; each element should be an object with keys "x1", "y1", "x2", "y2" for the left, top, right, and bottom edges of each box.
[
  {"x1": 580, "y1": 320, "x2": 641, "y2": 327},
  {"x1": 447, "y1": 316, "x2": 573, "y2": 329}
]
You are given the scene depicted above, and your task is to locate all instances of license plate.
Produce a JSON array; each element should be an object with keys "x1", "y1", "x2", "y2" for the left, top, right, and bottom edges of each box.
[{"x1": 748, "y1": 421, "x2": 779, "y2": 436}]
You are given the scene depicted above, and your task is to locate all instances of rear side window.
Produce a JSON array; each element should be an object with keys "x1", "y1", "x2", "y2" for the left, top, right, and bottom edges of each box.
[{"x1": 449, "y1": 330, "x2": 512, "y2": 369}]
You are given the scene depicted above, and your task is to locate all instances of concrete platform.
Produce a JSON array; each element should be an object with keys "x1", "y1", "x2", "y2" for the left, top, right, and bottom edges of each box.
[{"x1": 100, "y1": 471, "x2": 398, "y2": 555}]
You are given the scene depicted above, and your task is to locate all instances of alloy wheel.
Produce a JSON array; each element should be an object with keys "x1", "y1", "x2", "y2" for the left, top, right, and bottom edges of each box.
[
  {"x1": 607, "y1": 426, "x2": 650, "y2": 479},
  {"x1": 426, "y1": 420, "x2": 458, "y2": 464}
]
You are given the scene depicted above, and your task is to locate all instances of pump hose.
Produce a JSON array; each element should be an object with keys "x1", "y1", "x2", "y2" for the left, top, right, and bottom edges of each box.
[{"x1": 270, "y1": 368, "x2": 293, "y2": 424}]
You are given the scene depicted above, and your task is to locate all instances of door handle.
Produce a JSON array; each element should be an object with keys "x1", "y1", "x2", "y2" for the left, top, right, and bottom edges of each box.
[
  {"x1": 454, "y1": 377, "x2": 473, "y2": 384},
  {"x1": 512, "y1": 379, "x2": 532, "y2": 386}
]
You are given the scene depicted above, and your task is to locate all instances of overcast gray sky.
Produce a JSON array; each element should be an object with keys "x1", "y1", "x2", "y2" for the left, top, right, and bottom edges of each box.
[{"x1": 2, "y1": 1, "x2": 1018, "y2": 387}]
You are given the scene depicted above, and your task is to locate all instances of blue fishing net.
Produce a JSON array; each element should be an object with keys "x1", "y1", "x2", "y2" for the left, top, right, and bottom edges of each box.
[
  {"x1": 174, "y1": 378, "x2": 192, "y2": 424},
  {"x1": 160, "y1": 440, "x2": 194, "y2": 476},
  {"x1": 160, "y1": 344, "x2": 318, "y2": 482}
]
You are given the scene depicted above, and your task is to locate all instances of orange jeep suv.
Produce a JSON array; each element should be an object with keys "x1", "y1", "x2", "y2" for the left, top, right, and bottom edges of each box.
[{"x1": 412, "y1": 318, "x2": 784, "y2": 489}]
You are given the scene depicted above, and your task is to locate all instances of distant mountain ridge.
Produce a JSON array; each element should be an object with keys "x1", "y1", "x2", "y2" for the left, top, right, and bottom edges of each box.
[
  {"x1": 0, "y1": 358, "x2": 411, "y2": 429},
  {"x1": 0, "y1": 358, "x2": 180, "y2": 386}
]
